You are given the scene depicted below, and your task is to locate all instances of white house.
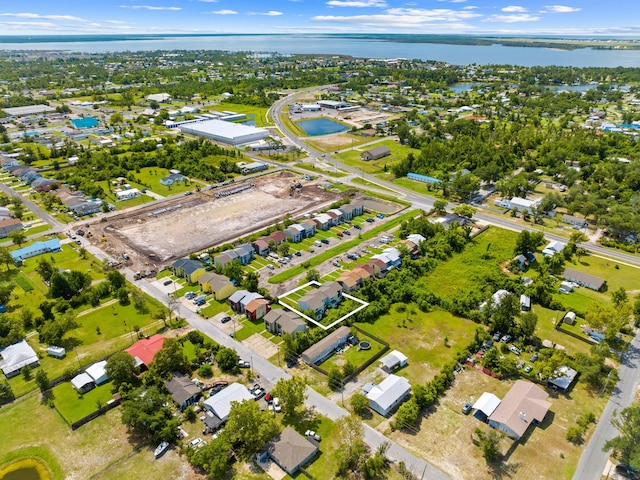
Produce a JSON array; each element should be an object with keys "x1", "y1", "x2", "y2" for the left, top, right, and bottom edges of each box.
[
  {"x1": 0, "y1": 340, "x2": 39, "y2": 378},
  {"x1": 479, "y1": 289, "x2": 511, "y2": 312},
  {"x1": 85, "y1": 360, "x2": 109, "y2": 385},
  {"x1": 542, "y1": 240, "x2": 566, "y2": 256},
  {"x1": 115, "y1": 188, "x2": 141, "y2": 200},
  {"x1": 364, "y1": 374, "x2": 411, "y2": 417},
  {"x1": 203, "y1": 382, "x2": 254, "y2": 422}
]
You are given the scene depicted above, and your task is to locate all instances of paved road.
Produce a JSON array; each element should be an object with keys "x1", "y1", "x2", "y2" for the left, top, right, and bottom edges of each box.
[
  {"x1": 572, "y1": 328, "x2": 640, "y2": 480},
  {"x1": 0, "y1": 181, "x2": 64, "y2": 230}
]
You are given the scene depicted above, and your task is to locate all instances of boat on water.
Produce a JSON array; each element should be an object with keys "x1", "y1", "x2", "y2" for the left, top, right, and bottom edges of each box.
[{"x1": 154, "y1": 441, "x2": 170, "y2": 458}]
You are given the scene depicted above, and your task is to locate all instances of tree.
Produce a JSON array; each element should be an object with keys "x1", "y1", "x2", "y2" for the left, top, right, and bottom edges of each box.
[
  {"x1": 603, "y1": 404, "x2": 640, "y2": 469},
  {"x1": 452, "y1": 204, "x2": 476, "y2": 219},
  {"x1": 107, "y1": 270, "x2": 127, "y2": 291},
  {"x1": 328, "y1": 367, "x2": 343, "y2": 391},
  {"x1": 351, "y1": 393, "x2": 370, "y2": 416},
  {"x1": 519, "y1": 311, "x2": 538, "y2": 339},
  {"x1": 36, "y1": 258, "x2": 54, "y2": 282},
  {"x1": 198, "y1": 363, "x2": 213, "y2": 378},
  {"x1": 35, "y1": 368, "x2": 49, "y2": 393},
  {"x1": 9, "y1": 230, "x2": 26, "y2": 247},
  {"x1": 433, "y1": 199, "x2": 448, "y2": 214},
  {"x1": 612, "y1": 287, "x2": 629, "y2": 308},
  {"x1": 0, "y1": 283, "x2": 15, "y2": 306},
  {"x1": 225, "y1": 400, "x2": 280, "y2": 457},
  {"x1": 192, "y1": 435, "x2": 233, "y2": 478},
  {"x1": 394, "y1": 398, "x2": 419, "y2": 429},
  {"x1": 120, "y1": 385, "x2": 178, "y2": 443},
  {"x1": 514, "y1": 230, "x2": 545, "y2": 256},
  {"x1": 215, "y1": 346, "x2": 239, "y2": 373},
  {"x1": 474, "y1": 427, "x2": 503, "y2": 462},
  {"x1": 149, "y1": 338, "x2": 189, "y2": 379},
  {"x1": 277, "y1": 242, "x2": 290, "y2": 257},
  {"x1": 0, "y1": 247, "x2": 13, "y2": 271},
  {"x1": 242, "y1": 272, "x2": 259, "y2": 292},
  {"x1": 336, "y1": 414, "x2": 368, "y2": 476},
  {"x1": 22, "y1": 364, "x2": 32, "y2": 381},
  {"x1": 271, "y1": 376, "x2": 307, "y2": 419},
  {"x1": 105, "y1": 351, "x2": 139, "y2": 392},
  {"x1": 38, "y1": 312, "x2": 79, "y2": 345},
  {"x1": 306, "y1": 269, "x2": 320, "y2": 282}
]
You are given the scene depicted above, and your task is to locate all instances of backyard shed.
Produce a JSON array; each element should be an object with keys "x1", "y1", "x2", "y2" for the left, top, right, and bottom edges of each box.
[{"x1": 379, "y1": 350, "x2": 408, "y2": 372}]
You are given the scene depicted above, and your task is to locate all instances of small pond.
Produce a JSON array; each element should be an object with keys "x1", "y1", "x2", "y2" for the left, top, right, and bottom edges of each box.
[
  {"x1": 0, "y1": 459, "x2": 49, "y2": 480},
  {"x1": 297, "y1": 118, "x2": 349, "y2": 136}
]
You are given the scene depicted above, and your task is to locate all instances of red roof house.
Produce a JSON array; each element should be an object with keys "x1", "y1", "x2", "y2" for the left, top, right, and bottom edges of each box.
[{"x1": 125, "y1": 334, "x2": 165, "y2": 368}]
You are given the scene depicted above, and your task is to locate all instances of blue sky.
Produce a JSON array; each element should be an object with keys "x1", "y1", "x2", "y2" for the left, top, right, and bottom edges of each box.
[{"x1": 0, "y1": 1, "x2": 638, "y2": 36}]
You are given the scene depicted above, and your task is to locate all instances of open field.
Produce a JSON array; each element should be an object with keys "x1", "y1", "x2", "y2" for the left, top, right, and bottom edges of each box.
[
  {"x1": 306, "y1": 132, "x2": 372, "y2": 153},
  {"x1": 334, "y1": 139, "x2": 420, "y2": 175},
  {"x1": 420, "y1": 227, "x2": 519, "y2": 299},
  {"x1": 90, "y1": 172, "x2": 339, "y2": 269},
  {"x1": 357, "y1": 306, "x2": 479, "y2": 385},
  {"x1": 53, "y1": 381, "x2": 116, "y2": 424}
]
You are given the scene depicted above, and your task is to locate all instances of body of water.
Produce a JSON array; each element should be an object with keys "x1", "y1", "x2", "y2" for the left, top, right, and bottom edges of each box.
[
  {"x1": 297, "y1": 118, "x2": 349, "y2": 136},
  {"x1": 2, "y1": 35, "x2": 640, "y2": 67},
  {"x1": 1, "y1": 466, "x2": 42, "y2": 480}
]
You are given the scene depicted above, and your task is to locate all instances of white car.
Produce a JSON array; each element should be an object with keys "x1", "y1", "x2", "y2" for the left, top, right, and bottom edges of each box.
[
  {"x1": 305, "y1": 430, "x2": 321, "y2": 442},
  {"x1": 188, "y1": 437, "x2": 203, "y2": 448}
]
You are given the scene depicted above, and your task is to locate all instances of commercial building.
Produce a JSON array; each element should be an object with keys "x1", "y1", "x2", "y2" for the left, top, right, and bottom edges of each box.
[
  {"x1": 179, "y1": 119, "x2": 269, "y2": 146},
  {"x1": 2, "y1": 105, "x2": 56, "y2": 117}
]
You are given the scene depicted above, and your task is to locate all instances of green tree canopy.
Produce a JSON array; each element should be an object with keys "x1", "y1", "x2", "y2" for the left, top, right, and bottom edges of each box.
[
  {"x1": 603, "y1": 404, "x2": 640, "y2": 469},
  {"x1": 149, "y1": 338, "x2": 189, "y2": 379},
  {"x1": 271, "y1": 376, "x2": 307, "y2": 419},
  {"x1": 225, "y1": 400, "x2": 280, "y2": 458}
]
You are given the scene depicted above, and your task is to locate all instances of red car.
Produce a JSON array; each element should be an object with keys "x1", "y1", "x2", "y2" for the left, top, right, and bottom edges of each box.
[
  {"x1": 336, "y1": 232, "x2": 344, "y2": 237},
  {"x1": 264, "y1": 394, "x2": 273, "y2": 403}
]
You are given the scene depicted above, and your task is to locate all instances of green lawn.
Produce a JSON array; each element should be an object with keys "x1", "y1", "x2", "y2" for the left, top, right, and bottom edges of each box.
[
  {"x1": 563, "y1": 253, "x2": 640, "y2": 300},
  {"x1": 52, "y1": 381, "x2": 116, "y2": 424},
  {"x1": 392, "y1": 175, "x2": 445, "y2": 199},
  {"x1": 296, "y1": 162, "x2": 348, "y2": 178},
  {"x1": 420, "y1": 227, "x2": 519, "y2": 299},
  {"x1": 216, "y1": 102, "x2": 270, "y2": 127},
  {"x1": 357, "y1": 306, "x2": 479, "y2": 385},
  {"x1": 350, "y1": 177, "x2": 396, "y2": 193},
  {"x1": 233, "y1": 318, "x2": 267, "y2": 341},
  {"x1": 318, "y1": 335, "x2": 385, "y2": 372},
  {"x1": 306, "y1": 133, "x2": 373, "y2": 153},
  {"x1": 533, "y1": 306, "x2": 593, "y2": 355}
]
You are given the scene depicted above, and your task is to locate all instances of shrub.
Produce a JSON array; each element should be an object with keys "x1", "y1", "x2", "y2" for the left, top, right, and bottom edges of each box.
[{"x1": 198, "y1": 363, "x2": 213, "y2": 378}]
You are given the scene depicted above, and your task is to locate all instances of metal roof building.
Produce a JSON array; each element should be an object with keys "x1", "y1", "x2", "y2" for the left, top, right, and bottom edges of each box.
[{"x1": 179, "y1": 119, "x2": 269, "y2": 146}]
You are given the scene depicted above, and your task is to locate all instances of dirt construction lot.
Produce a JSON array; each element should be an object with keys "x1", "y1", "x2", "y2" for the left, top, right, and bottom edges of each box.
[{"x1": 91, "y1": 172, "x2": 339, "y2": 269}]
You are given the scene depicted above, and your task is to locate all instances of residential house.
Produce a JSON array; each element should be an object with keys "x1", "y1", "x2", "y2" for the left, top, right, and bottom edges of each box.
[
  {"x1": 265, "y1": 231, "x2": 286, "y2": 247},
  {"x1": 479, "y1": 289, "x2": 511, "y2": 312},
  {"x1": 520, "y1": 294, "x2": 531, "y2": 311},
  {"x1": 542, "y1": 240, "x2": 566, "y2": 257},
  {"x1": 115, "y1": 188, "x2": 141, "y2": 200},
  {"x1": 125, "y1": 334, "x2": 165, "y2": 369},
  {"x1": 284, "y1": 224, "x2": 304, "y2": 243},
  {"x1": 245, "y1": 298, "x2": 270, "y2": 321},
  {"x1": 366, "y1": 258, "x2": 387, "y2": 277},
  {"x1": 338, "y1": 201, "x2": 365, "y2": 221},
  {"x1": 0, "y1": 207, "x2": 12, "y2": 218},
  {"x1": 31, "y1": 177, "x2": 57, "y2": 192},
  {"x1": 370, "y1": 247, "x2": 401, "y2": 272},
  {"x1": 164, "y1": 372, "x2": 202, "y2": 410},
  {"x1": 562, "y1": 214, "x2": 588, "y2": 229},
  {"x1": 327, "y1": 209, "x2": 344, "y2": 224},
  {"x1": 85, "y1": 360, "x2": 109, "y2": 385},
  {"x1": 336, "y1": 271, "x2": 362, "y2": 292},
  {"x1": 252, "y1": 239, "x2": 270, "y2": 256},
  {"x1": 431, "y1": 213, "x2": 469, "y2": 230},
  {"x1": 563, "y1": 268, "x2": 606, "y2": 292},
  {"x1": 313, "y1": 213, "x2": 333, "y2": 231},
  {"x1": 363, "y1": 374, "x2": 411, "y2": 417},
  {"x1": 198, "y1": 272, "x2": 236, "y2": 300},
  {"x1": 472, "y1": 392, "x2": 502, "y2": 420},
  {"x1": 488, "y1": 380, "x2": 551, "y2": 440},
  {"x1": 11, "y1": 239, "x2": 61, "y2": 263},
  {"x1": 203, "y1": 382, "x2": 254, "y2": 422},
  {"x1": 512, "y1": 254, "x2": 528, "y2": 271},
  {"x1": 228, "y1": 290, "x2": 264, "y2": 314},
  {"x1": 379, "y1": 350, "x2": 408, "y2": 373},
  {"x1": 298, "y1": 282, "x2": 343, "y2": 320},
  {"x1": 171, "y1": 258, "x2": 206, "y2": 284},
  {"x1": 0, "y1": 340, "x2": 39, "y2": 378},
  {"x1": 263, "y1": 309, "x2": 308, "y2": 338},
  {"x1": 70, "y1": 201, "x2": 101, "y2": 216},
  {"x1": 214, "y1": 250, "x2": 239, "y2": 268},
  {"x1": 260, "y1": 427, "x2": 319, "y2": 475},
  {"x1": 548, "y1": 366, "x2": 578, "y2": 392},
  {"x1": 235, "y1": 243, "x2": 255, "y2": 265},
  {"x1": 71, "y1": 372, "x2": 96, "y2": 393},
  {"x1": 494, "y1": 197, "x2": 542, "y2": 214},
  {"x1": 159, "y1": 172, "x2": 187, "y2": 186},
  {"x1": 0, "y1": 155, "x2": 19, "y2": 169},
  {"x1": 0, "y1": 218, "x2": 22, "y2": 239},
  {"x1": 299, "y1": 220, "x2": 317, "y2": 238},
  {"x1": 360, "y1": 145, "x2": 391, "y2": 161},
  {"x1": 301, "y1": 326, "x2": 351, "y2": 365},
  {"x1": 19, "y1": 169, "x2": 41, "y2": 184}
]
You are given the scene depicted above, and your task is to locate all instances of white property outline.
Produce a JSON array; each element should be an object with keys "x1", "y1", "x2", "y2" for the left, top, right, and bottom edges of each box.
[{"x1": 277, "y1": 280, "x2": 370, "y2": 331}]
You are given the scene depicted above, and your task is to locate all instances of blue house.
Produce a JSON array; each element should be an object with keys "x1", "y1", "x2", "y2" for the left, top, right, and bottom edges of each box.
[
  {"x1": 71, "y1": 117, "x2": 99, "y2": 129},
  {"x1": 160, "y1": 172, "x2": 187, "y2": 186},
  {"x1": 284, "y1": 225, "x2": 304, "y2": 243},
  {"x1": 298, "y1": 281, "x2": 344, "y2": 320},
  {"x1": 234, "y1": 243, "x2": 254, "y2": 265},
  {"x1": 11, "y1": 239, "x2": 61, "y2": 262}
]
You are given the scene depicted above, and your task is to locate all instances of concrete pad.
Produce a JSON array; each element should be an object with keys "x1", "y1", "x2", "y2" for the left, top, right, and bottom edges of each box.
[
  {"x1": 243, "y1": 332, "x2": 279, "y2": 359},
  {"x1": 257, "y1": 458, "x2": 287, "y2": 480}
]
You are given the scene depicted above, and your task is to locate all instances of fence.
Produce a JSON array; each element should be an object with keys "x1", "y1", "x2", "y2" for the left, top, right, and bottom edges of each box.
[
  {"x1": 70, "y1": 396, "x2": 121, "y2": 430},
  {"x1": 342, "y1": 326, "x2": 390, "y2": 384},
  {"x1": 555, "y1": 313, "x2": 599, "y2": 346}
]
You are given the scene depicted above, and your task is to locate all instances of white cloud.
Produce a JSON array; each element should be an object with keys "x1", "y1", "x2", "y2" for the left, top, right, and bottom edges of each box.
[
  {"x1": 385, "y1": 8, "x2": 482, "y2": 20},
  {"x1": 484, "y1": 13, "x2": 540, "y2": 22},
  {"x1": 105, "y1": 20, "x2": 127, "y2": 24},
  {"x1": 199, "y1": 0, "x2": 218, "y2": 2},
  {"x1": 208, "y1": 9, "x2": 237, "y2": 14},
  {"x1": 450, "y1": 0, "x2": 467, "y2": 3},
  {"x1": 0, "y1": 21, "x2": 56, "y2": 28},
  {"x1": 326, "y1": 0, "x2": 387, "y2": 7},
  {"x1": 313, "y1": 8, "x2": 481, "y2": 29},
  {"x1": 501, "y1": 6, "x2": 527, "y2": 13},
  {"x1": 0, "y1": 12, "x2": 88, "y2": 22},
  {"x1": 120, "y1": 5, "x2": 182, "y2": 11},
  {"x1": 262, "y1": 11, "x2": 284, "y2": 16},
  {"x1": 543, "y1": 5, "x2": 582, "y2": 13}
]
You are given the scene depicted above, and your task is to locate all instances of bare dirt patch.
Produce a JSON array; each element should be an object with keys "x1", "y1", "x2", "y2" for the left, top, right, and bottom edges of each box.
[{"x1": 89, "y1": 172, "x2": 339, "y2": 270}]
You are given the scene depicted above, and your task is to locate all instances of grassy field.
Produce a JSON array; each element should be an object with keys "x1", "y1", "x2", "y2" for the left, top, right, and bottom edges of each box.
[
  {"x1": 334, "y1": 139, "x2": 419, "y2": 175},
  {"x1": 306, "y1": 133, "x2": 372, "y2": 153},
  {"x1": 420, "y1": 227, "x2": 519, "y2": 299},
  {"x1": 295, "y1": 162, "x2": 349, "y2": 178},
  {"x1": 53, "y1": 381, "x2": 116, "y2": 424},
  {"x1": 318, "y1": 334, "x2": 385, "y2": 372},
  {"x1": 216, "y1": 102, "x2": 270, "y2": 127},
  {"x1": 391, "y1": 175, "x2": 445, "y2": 199},
  {"x1": 356, "y1": 306, "x2": 480, "y2": 385}
]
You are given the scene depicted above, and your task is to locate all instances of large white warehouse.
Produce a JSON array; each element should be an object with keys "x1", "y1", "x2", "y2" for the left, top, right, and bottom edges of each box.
[{"x1": 179, "y1": 119, "x2": 269, "y2": 146}]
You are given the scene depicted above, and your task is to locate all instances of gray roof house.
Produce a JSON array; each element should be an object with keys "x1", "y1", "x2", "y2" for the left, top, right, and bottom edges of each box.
[
  {"x1": 164, "y1": 372, "x2": 202, "y2": 410},
  {"x1": 301, "y1": 326, "x2": 351, "y2": 365},
  {"x1": 261, "y1": 427, "x2": 319, "y2": 475},
  {"x1": 548, "y1": 365, "x2": 578, "y2": 391},
  {"x1": 360, "y1": 145, "x2": 391, "y2": 161},
  {"x1": 299, "y1": 220, "x2": 316, "y2": 237},
  {"x1": 338, "y1": 201, "x2": 365, "y2": 220},
  {"x1": 0, "y1": 218, "x2": 23, "y2": 239},
  {"x1": 264, "y1": 309, "x2": 308, "y2": 338},
  {"x1": 364, "y1": 374, "x2": 411, "y2": 417},
  {"x1": 379, "y1": 350, "x2": 408, "y2": 372},
  {"x1": 297, "y1": 281, "x2": 343, "y2": 320},
  {"x1": 0, "y1": 340, "x2": 39, "y2": 378},
  {"x1": 214, "y1": 249, "x2": 239, "y2": 268},
  {"x1": 228, "y1": 290, "x2": 263, "y2": 313},
  {"x1": 284, "y1": 224, "x2": 305, "y2": 243},
  {"x1": 203, "y1": 382, "x2": 254, "y2": 422},
  {"x1": 563, "y1": 268, "x2": 606, "y2": 292}
]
